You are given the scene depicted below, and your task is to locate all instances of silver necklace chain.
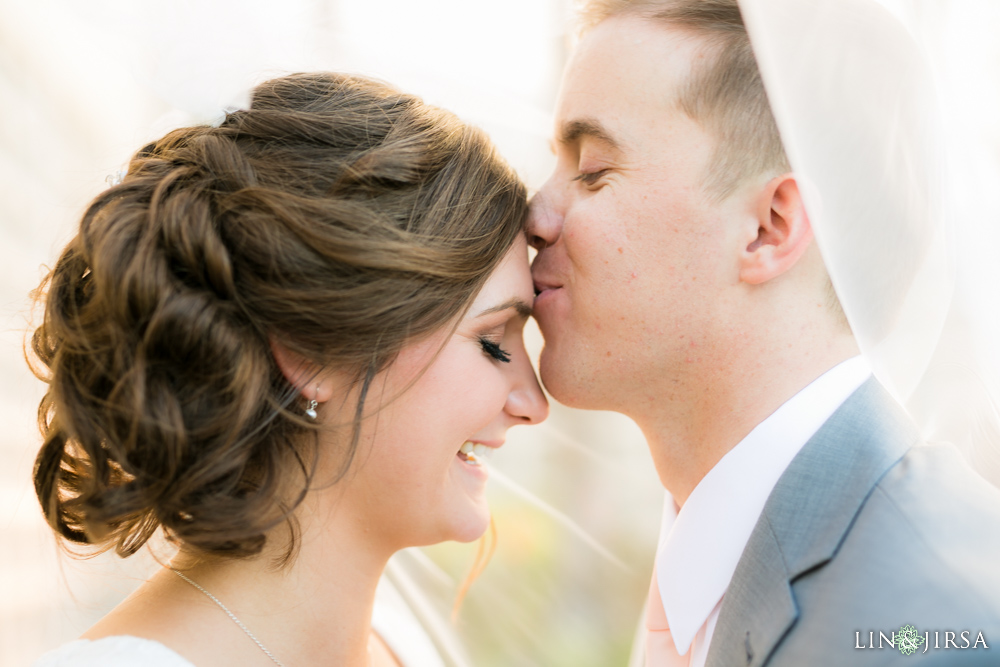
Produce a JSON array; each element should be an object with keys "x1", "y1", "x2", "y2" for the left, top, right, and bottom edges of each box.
[{"x1": 170, "y1": 568, "x2": 286, "y2": 667}]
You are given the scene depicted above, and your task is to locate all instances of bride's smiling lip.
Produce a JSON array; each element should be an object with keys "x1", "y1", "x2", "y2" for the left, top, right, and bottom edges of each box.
[{"x1": 455, "y1": 439, "x2": 504, "y2": 454}]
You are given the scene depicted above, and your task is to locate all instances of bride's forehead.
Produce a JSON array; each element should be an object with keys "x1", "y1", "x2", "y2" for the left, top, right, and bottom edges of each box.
[{"x1": 470, "y1": 241, "x2": 533, "y2": 309}]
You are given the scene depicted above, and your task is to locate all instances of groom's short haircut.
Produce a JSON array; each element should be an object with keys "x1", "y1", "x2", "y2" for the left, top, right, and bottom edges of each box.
[
  {"x1": 579, "y1": 0, "x2": 790, "y2": 200},
  {"x1": 579, "y1": 0, "x2": 848, "y2": 324}
]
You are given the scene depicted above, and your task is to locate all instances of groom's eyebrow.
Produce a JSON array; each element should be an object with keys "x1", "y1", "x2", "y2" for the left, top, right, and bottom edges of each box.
[
  {"x1": 559, "y1": 118, "x2": 621, "y2": 150},
  {"x1": 476, "y1": 298, "x2": 532, "y2": 319}
]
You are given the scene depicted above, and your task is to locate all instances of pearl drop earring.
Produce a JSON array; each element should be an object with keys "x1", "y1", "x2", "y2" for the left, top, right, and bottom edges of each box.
[{"x1": 304, "y1": 390, "x2": 318, "y2": 420}]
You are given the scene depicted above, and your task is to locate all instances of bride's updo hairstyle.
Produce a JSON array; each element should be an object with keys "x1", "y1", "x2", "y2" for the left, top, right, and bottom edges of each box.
[{"x1": 30, "y1": 72, "x2": 527, "y2": 560}]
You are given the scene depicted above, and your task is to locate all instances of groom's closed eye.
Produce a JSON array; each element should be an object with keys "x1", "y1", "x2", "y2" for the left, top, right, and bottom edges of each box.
[{"x1": 573, "y1": 169, "x2": 610, "y2": 187}]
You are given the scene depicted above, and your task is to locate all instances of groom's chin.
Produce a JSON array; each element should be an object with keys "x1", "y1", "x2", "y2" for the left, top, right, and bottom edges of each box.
[{"x1": 538, "y1": 343, "x2": 600, "y2": 411}]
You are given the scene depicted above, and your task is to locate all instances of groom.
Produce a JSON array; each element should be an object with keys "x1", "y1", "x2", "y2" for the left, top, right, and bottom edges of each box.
[{"x1": 528, "y1": 1, "x2": 1000, "y2": 665}]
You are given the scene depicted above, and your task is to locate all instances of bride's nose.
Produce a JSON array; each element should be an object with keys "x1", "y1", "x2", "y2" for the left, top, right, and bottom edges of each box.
[{"x1": 505, "y1": 358, "x2": 549, "y2": 425}]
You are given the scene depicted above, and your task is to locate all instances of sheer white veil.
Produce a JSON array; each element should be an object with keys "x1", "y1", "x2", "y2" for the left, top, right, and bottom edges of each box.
[
  {"x1": 390, "y1": 4, "x2": 1000, "y2": 663},
  {"x1": 19, "y1": 2, "x2": 998, "y2": 665},
  {"x1": 740, "y1": 0, "x2": 1000, "y2": 487},
  {"x1": 372, "y1": 4, "x2": 1000, "y2": 664}
]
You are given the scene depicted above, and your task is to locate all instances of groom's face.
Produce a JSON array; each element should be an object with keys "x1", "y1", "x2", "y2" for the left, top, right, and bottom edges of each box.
[{"x1": 529, "y1": 16, "x2": 744, "y2": 410}]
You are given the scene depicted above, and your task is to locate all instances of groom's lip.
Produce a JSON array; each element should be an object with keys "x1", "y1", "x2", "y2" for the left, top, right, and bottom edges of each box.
[
  {"x1": 532, "y1": 278, "x2": 562, "y2": 297},
  {"x1": 532, "y1": 284, "x2": 562, "y2": 315},
  {"x1": 532, "y1": 270, "x2": 563, "y2": 314}
]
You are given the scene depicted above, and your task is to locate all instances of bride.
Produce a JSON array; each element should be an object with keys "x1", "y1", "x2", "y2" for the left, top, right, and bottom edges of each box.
[{"x1": 30, "y1": 71, "x2": 547, "y2": 666}]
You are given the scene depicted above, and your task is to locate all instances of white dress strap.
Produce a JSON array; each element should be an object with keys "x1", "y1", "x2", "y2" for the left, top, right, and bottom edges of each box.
[{"x1": 33, "y1": 636, "x2": 196, "y2": 667}]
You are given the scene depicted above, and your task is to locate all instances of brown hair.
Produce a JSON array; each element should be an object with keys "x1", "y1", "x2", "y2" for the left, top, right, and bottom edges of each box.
[
  {"x1": 579, "y1": 0, "x2": 790, "y2": 199},
  {"x1": 30, "y1": 72, "x2": 528, "y2": 559}
]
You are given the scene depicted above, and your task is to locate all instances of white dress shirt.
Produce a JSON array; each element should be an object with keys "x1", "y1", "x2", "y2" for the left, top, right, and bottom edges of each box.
[{"x1": 648, "y1": 356, "x2": 872, "y2": 667}]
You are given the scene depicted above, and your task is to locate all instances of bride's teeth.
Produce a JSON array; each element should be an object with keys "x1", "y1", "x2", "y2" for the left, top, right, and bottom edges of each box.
[
  {"x1": 458, "y1": 441, "x2": 481, "y2": 465},
  {"x1": 458, "y1": 441, "x2": 496, "y2": 466}
]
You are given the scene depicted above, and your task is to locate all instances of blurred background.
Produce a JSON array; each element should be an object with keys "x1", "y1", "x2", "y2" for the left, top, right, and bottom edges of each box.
[
  {"x1": 3, "y1": 1, "x2": 1000, "y2": 666},
  {"x1": 0, "y1": 1, "x2": 664, "y2": 665}
]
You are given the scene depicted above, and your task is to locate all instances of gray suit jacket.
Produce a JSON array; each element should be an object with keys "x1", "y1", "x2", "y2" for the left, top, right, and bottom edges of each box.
[{"x1": 705, "y1": 378, "x2": 1000, "y2": 666}]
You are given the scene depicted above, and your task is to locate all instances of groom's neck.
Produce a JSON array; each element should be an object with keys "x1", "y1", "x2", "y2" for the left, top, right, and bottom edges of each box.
[{"x1": 633, "y1": 328, "x2": 859, "y2": 507}]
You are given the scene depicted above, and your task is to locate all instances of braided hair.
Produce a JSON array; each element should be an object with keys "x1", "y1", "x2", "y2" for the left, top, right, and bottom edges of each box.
[{"x1": 30, "y1": 72, "x2": 527, "y2": 559}]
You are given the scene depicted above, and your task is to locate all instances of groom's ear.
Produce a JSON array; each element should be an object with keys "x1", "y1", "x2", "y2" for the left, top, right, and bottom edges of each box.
[{"x1": 738, "y1": 174, "x2": 814, "y2": 285}]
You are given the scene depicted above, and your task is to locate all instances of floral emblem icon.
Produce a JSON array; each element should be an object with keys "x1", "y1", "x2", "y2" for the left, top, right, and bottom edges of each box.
[{"x1": 896, "y1": 624, "x2": 925, "y2": 655}]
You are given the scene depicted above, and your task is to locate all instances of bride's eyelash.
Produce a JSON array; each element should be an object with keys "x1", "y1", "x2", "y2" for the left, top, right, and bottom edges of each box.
[{"x1": 479, "y1": 337, "x2": 511, "y2": 363}]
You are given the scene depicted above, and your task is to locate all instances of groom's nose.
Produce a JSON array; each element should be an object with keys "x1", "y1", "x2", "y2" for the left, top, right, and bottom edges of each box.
[{"x1": 526, "y1": 187, "x2": 563, "y2": 250}]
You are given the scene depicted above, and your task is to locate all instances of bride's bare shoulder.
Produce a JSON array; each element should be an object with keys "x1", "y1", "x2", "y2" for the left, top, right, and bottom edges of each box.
[{"x1": 76, "y1": 570, "x2": 254, "y2": 667}]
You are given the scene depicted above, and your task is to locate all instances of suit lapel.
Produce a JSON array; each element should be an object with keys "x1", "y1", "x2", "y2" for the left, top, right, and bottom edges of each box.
[
  {"x1": 706, "y1": 520, "x2": 796, "y2": 667},
  {"x1": 706, "y1": 378, "x2": 917, "y2": 666}
]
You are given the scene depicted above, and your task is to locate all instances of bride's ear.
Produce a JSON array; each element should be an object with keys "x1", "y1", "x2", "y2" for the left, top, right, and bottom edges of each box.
[
  {"x1": 269, "y1": 338, "x2": 336, "y2": 403},
  {"x1": 739, "y1": 174, "x2": 814, "y2": 285}
]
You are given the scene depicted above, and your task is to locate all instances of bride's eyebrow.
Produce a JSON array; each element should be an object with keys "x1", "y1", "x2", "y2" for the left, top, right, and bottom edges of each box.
[{"x1": 476, "y1": 298, "x2": 532, "y2": 319}]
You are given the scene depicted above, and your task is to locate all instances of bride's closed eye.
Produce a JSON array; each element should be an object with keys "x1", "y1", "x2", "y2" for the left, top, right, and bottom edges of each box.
[{"x1": 479, "y1": 337, "x2": 512, "y2": 363}]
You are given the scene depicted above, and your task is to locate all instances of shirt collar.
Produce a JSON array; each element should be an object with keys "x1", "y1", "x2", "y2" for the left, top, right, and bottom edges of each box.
[{"x1": 654, "y1": 356, "x2": 872, "y2": 654}]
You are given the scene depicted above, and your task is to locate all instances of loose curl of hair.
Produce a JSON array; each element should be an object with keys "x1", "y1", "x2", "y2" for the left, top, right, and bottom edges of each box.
[{"x1": 29, "y1": 72, "x2": 528, "y2": 560}]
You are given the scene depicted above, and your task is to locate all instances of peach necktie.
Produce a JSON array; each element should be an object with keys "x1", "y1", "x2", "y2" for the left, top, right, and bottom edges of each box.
[{"x1": 645, "y1": 565, "x2": 690, "y2": 667}]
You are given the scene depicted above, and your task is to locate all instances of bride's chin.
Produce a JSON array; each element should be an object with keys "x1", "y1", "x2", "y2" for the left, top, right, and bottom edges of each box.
[
  {"x1": 406, "y1": 508, "x2": 488, "y2": 547},
  {"x1": 451, "y1": 506, "x2": 491, "y2": 544},
  {"x1": 438, "y1": 494, "x2": 491, "y2": 545}
]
